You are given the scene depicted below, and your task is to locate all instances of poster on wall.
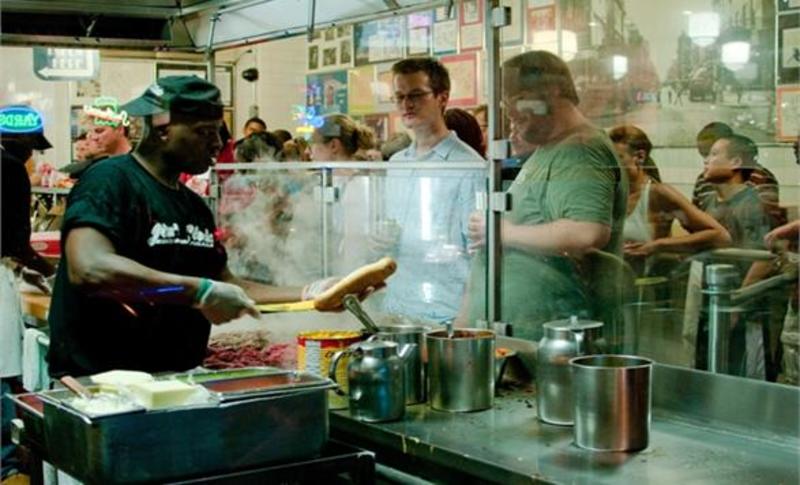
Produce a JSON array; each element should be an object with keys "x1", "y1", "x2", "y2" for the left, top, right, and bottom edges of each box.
[
  {"x1": 408, "y1": 11, "x2": 434, "y2": 56},
  {"x1": 527, "y1": 5, "x2": 556, "y2": 44},
  {"x1": 459, "y1": 0, "x2": 484, "y2": 52},
  {"x1": 777, "y1": 86, "x2": 800, "y2": 141},
  {"x1": 433, "y1": 19, "x2": 458, "y2": 55},
  {"x1": 501, "y1": 0, "x2": 524, "y2": 46},
  {"x1": 348, "y1": 65, "x2": 376, "y2": 115},
  {"x1": 306, "y1": 70, "x2": 348, "y2": 115},
  {"x1": 354, "y1": 16, "x2": 407, "y2": 66},
  {"x1": 439, "y1": 53, "x2": 478, "y2": 107},
  {"x1": 374, "y1": 62, "x2": 396, "y2": 111}
]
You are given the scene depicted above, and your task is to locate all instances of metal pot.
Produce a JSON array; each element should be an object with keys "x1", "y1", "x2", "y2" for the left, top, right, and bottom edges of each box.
[
  {"x1": 370, "y1": 324, "x2": 429, "y2": 404},
  {"x1": 536, "y1": 316, "x2": 603, "y2": 425},
  {"x1": 427, "y1": 328, "x2": 495, "y2": 412},
  {"x1": 571, "y1": 354, "x2": 654, "y2": 452},
  {"x1": 329, "y1": 340, "x2": 413, "y2": 422}
]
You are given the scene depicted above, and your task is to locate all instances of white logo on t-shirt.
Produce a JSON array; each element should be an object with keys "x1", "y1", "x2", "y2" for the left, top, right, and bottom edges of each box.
[{"x1": 147, "y1": 222, "x2": 214, "y2": 248}]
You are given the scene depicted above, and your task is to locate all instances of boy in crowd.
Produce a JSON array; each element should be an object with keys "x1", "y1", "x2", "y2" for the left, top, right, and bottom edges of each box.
[{"x1": 699, "y1": 133, "x2": 777, "y2": 378}]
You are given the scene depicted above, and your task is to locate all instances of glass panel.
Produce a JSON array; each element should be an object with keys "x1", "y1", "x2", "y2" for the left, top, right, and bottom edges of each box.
[
  {"x1": 492, "y1": 0, "x2": 797, "y2": 385},
  {"x1": 217, "y1": 166, "x2": 325, "y2": 286},
  {"x1": 327, "y1": 164, "x2": 489, "y2": 325}
]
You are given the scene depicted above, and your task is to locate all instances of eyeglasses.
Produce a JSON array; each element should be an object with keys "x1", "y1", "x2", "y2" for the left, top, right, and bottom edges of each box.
[{"x1": 391, "y1": 90, "x2": 434, "y2": 105}]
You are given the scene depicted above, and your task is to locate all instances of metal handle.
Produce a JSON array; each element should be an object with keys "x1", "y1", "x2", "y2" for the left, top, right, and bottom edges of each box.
[
  {"x1": 343, "y1": 294, "x2": 380, "y2": 334},
  {"x1": 328, "y1": 349, "x2": 350, "y2": 396}
]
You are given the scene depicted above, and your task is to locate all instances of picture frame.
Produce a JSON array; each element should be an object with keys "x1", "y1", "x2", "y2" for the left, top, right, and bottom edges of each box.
[
  {"x1": 778, "y1": 13, "x2": 800, "y2": 84},
  {"x1": 433, "y1": 18, "x2": 458, "y2": 55},
  {"x1": 308, "y1": 45, "x2": 319, "y2": 71},
  {"x1": 776, "y1": 85, "x2": 800, "y2": 141},
  {"x1": 500, "y1": 0, "x2": 524, "y2": 46},
  {"x1": 323, "y1": 47, "x2": 338, "y2": 67},
  {"x1": 408, "y1": 11, "x2": 433, "y2": 56},
  {"x1": 439, "y1": 53, "x2": 479, "y2": 107},
  {"x1": 340, "y1": 39, "x2": 353, "y2": 65},
  {"x1": 459, "y1": 0, "x2": 484, "y2": 52},
  {"x1": 354, "y1": 16, "x2": 407, "y2": 66}
]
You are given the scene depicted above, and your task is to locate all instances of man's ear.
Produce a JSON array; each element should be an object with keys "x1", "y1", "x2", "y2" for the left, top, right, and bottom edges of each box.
[
  {"x1": 730, "y1": 155, "x2": 744, "y2": 170},
  {"x1": 438, "y1": 90, "x2": 450, "y2": 110}
]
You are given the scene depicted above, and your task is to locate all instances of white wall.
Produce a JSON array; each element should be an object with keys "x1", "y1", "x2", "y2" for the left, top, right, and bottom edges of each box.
[{"x1": 217, "y1": 36, "x2": 307, "y2": 139}]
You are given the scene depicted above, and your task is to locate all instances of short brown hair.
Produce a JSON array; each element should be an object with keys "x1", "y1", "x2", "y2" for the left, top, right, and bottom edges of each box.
[
  {"x1": 391, "y1": 57, "x2": 450, "y2": 94},
  {"x1": 502, "y1": 50, "x2": 579, "y2": 105},
  {"x1": 609, "y1": 125, "x2": 652, "y2": 157},
  {"x1": 718, "y1": 133, "x2": 758, "y2": 169}
]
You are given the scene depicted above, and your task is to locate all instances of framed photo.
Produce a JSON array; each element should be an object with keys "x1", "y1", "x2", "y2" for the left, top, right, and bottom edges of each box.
[
  {"x1": 435, "y1": 5, "x2": 456, "y2": 21},
  {"x1": 778, "y1": 13, "x2": 800, "y2": 84},
  {"x1": 308, "y1": 45, "x2": 319, "y2": 70},
  {"x1": 354, "y1": 16, "x2": 406, "y2": 66},
  {"x1": 776, "y1": 85, "x2": 800, "y2": 141},
  {"x1": 778, "y1": 0, "x2": 800, "y2": 12},
  {"x1": 433, "y1": 18, "x2": 458, "y2": 55},
  {"x1": 459, "y1": 0, "x2": 484, "y2": 52},
  {"x1": 348, "y1": 65, "x2": 376, "y2": 115},
  {"x1": 324, "y1": 28, "x2": 336, "y2": 41},
  {"x1": 337, "y1": 25, "x2": 353, "y2": 38},
  {"x1": 408, "y1": 11, "x2": 433, "y2": 56},
  {"x1": 439, "y1": 53, "x2": 478, "y2": 106},
  {"x1": 527, "y1": 5, "x2": 556, "y2": 44},
  {"x1": 501, "y1": 0, "x2": 524, "y2": 46},
  {"x1": 323, "y1": 47, "x2": 338, "y2": 67},
  {"x1": 340, "y1": 39, "x2": 353, "y2": 65}
]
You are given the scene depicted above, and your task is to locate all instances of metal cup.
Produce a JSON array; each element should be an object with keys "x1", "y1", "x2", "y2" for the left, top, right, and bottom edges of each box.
[
  {"x1": 570, "y1": 355, "x2": 654, "y2": 452},
  {"x1": 427, "y1": 329, "x2": 495, "y2": 412}
]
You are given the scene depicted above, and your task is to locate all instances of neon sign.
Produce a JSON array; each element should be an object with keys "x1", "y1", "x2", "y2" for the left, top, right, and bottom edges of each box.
[
  {"x1": 82, "y1": 96, "x2": 130, "y2": 128},
  {"x1": 0, "y1": 106, "x2": 44, "y2": 134},
  {"x1": 292, "y1": 104, "x2": 325, "y2": 137}
]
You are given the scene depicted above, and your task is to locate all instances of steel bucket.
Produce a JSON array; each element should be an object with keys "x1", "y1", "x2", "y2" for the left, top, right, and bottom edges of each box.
[
  {"x1": 570, "y1": 354, "x2": 653, "y2": 452},
  {"x1": 427, "y1": 329, "x2": 494, "y2": 412}
]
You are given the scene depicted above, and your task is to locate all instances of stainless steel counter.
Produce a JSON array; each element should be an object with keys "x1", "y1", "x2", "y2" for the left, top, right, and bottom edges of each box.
[
  {"x1": 331, "y1": 337, "x2": 800, "y2": 484},
  {"x1": 332, "y1": 386, "x2": 799, "y2": 484}
]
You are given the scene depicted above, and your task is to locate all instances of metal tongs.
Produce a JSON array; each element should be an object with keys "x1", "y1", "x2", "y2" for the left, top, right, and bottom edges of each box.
[{"x1": 342, "y1": 294, "x2": 380, "y2": 334}]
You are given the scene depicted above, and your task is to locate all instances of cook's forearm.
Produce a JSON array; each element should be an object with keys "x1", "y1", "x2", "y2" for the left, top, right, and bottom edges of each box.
[{"x1": 223, "y1": 274, "x2": 303, "y2": 304}]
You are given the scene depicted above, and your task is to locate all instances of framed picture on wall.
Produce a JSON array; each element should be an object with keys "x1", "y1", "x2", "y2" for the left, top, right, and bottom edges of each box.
[
  {"x1": 527, "y1": 5, "x2": 556, "y2": 45},
  {"x1": 354, "y1": 16, "x2": 407, "y2": 66},
  {"x1": 776, "y1": 85, "x2": 800, "y2": 141},
  {"x1": 323, "y1": 47, "x2": 338, "y2": 67},
  {"x1": 501, "y1": 0, "x2": 524, "y2": 46},
  {"x1": 459, "y1": 0, "x2": 484, "y2": 52},
  {"x1": 439, "y1": 53, "x2": 479, "y2": 106},
  {"x1": 340, "y1": 39, "x2": 353, "y2": 65},
  {"x1": 408, "y1": 11, "x2": 433, "y2": 56},
  {"x1": 309, "y1": 45, "x2": 319, "y2": 70},
  {"x1": 778, "y1": 13, "x2": 800, "y2": 84}
]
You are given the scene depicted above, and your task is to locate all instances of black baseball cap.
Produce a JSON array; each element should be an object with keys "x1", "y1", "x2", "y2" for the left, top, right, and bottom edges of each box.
[
  {"x1": 0, "y1": 105, "x2": 52, "y2": 150},
  {"x1": 121, "y1": 76, "x2": 223, "y2": 121}
]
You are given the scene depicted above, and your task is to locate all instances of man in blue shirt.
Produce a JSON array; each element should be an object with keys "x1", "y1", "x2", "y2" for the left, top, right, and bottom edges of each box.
[{"x1": 378, "y1": 57, "x2": 484, "y2": 322}]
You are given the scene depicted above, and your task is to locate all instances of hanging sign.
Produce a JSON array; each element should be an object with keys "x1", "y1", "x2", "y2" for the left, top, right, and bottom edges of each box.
[
  {"x1": 0, "y1": 106, "x2": 44, "y2": 134},
  {"x1": 33, "y1": 48, "x2": 99, "y2": 81}
]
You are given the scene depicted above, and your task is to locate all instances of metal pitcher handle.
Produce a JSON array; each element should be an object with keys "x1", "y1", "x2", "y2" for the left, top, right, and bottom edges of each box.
[
  {"x1": 572, "y1": 329, "x2": 585, "y2": 355},
  {"x1": 328, "y1": 349, "x2": 350, "y2": 396}
]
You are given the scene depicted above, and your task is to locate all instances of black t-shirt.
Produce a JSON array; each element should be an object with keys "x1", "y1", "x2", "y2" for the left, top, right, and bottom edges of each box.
[
  {"x1": 2, "y1": 149, "x2": 33, "y2": 259},
  {"x1": 48, "y1": 155, "x2": 227, "y2": 377}
]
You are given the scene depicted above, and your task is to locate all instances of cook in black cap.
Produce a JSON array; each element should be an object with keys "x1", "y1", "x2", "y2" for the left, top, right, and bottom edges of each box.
[
  {"x1": 1, "y1": 105, "x2": 55, "y2": 278},
  {"x1": 47, "y1": 76, "x2": 346, "y2": 378}
]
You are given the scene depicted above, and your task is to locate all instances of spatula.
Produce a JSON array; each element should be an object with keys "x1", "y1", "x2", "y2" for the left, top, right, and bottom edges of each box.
[{"x1": 257, "y1": 257, "x2": 397, "y2": 313}]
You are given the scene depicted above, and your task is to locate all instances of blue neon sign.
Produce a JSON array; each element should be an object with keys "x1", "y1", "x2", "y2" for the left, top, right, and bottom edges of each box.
[{"x1": 0, "y1": 106, "x2": 44, "y2": 134}]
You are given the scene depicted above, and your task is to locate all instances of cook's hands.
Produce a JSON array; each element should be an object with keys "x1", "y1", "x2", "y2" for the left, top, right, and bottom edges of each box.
[
  {"x1": 468, "y1": 212, "x2": 486, "y2": 250},
  {"x1": 196, "y1": 280, "x2": 260, "y2": 324},
  {"x1": 624, "y1": 240, "x2": 661, "y2": 257}
]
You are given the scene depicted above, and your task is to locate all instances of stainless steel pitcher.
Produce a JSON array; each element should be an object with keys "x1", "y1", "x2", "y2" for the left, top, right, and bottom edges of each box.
[
  {"x1": 329, "y1": 340, "x2": 413, "y2": 422},
  {"x1": 537, "y1": 316, "x2": 603, "y2": 425},
  {"x1": 370, "y1": 325, "x2": 429, "y2": 404}
]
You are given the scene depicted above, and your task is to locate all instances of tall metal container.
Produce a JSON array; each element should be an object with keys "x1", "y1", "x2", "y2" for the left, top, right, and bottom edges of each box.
[
  {"x1": 536, "y1": 317, "x2": 603, "y2": 425},
  {"x1": 427, "y1": 329, "x2": 495, "y2": 412},
  {"x1": 371, "y1": 324, "x2": 429, "y2": 404},
  {"x1": 571, "y1": 354, "x2": 654, "y2": 452}
]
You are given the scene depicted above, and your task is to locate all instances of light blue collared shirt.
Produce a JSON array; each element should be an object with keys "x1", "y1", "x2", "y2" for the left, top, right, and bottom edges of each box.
[{"x1": 382, "y1": 131, "x2": 485, "y2": 322}]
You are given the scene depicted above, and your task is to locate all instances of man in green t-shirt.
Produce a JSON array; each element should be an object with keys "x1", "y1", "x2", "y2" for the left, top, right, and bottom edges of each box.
[{"x1": 464, "y1": 51, "x2": 628, "y2": 340}]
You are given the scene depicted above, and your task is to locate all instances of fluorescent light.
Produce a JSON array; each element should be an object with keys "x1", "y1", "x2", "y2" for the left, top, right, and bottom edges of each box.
[
  {"x1": 688, "y1": 12, "x2": 720, "y2": 47},
  {"x1": 721, "y1": 41, "x2": 750, "y2": 70},
  {"x1": 612, "y1": 55, "x2": 628, "y2": 80}
]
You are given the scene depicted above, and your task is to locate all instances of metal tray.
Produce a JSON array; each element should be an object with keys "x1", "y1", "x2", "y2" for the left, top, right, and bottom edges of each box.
[{"x1": 12, "y1": 369, "x2": 335, "y2": 484}]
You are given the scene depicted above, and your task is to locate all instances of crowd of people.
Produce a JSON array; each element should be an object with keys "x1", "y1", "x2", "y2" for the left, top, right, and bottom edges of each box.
[{"x1": 1, "y1": 53, "x2": 797, "y2": 393}]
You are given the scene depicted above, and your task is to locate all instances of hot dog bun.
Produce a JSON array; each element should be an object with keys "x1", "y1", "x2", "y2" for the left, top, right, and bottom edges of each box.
[{"x1": 313, "y1": 257, "x2": 397, "y2": 311}]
